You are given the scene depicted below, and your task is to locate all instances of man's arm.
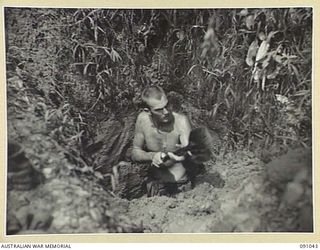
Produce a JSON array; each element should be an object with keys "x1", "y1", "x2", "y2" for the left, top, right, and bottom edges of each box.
[
  {"x1": 131, "y1": 113, "x2": 155, "y2": 162},
  {"x1": 178, "y1": 114, "x2": 192, "y2": 147},
  {"x1": 165, "y1": 114, "x2": 192, "y2": 162}
]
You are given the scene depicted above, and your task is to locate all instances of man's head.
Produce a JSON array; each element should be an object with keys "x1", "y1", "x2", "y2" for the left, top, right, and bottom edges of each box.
[{"x1": 141, "y1": 86, "x2": 173, "y2": 124}]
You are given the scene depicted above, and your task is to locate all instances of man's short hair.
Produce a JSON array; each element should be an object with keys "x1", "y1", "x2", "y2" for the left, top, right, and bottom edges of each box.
[{"x1": 141, "y1": 86, "x2": 166, "y2": 103}]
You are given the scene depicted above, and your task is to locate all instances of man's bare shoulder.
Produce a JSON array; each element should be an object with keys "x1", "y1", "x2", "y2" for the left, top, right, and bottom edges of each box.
[
  {"x1": 135, "y1": 111, "x2": 151, "y2": 129},
  {"x1": 173, "y1": 112, "x2": 189, "y2": 124},
  {"x1": 136, "y1": 111, "x2": 150, "y2": 122},
  {"x1": 173, "y1": 112, "x2": 191, "y2": 134}
]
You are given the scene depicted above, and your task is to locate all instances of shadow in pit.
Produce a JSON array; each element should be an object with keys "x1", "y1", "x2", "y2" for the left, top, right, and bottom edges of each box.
[{"x1": 193, "y1": 171, "x2": 225, "y2": 188}]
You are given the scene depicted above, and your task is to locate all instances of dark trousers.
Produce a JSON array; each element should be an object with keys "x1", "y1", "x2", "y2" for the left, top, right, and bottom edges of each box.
[{"x1": 146, "y1": 161, "x2": 204, "y2": 196}]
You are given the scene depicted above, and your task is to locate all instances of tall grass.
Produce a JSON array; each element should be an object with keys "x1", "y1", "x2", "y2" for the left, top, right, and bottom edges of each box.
[{"x1": 6, "y1": 8, "x2": 312, "y2": 156}]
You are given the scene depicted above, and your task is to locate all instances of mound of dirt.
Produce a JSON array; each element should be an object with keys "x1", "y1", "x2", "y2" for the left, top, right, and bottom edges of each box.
[
  {"x1": 7, "y1": 174, "x2": 143, "y2": 234},
  {"x1": 123, "y1": 148, "x2": 312, "y2": 233},
  {"x1": 124, "y1": 151, "x2": 263, "y2": 233},
  {"x1": 7, "y1": 140, "x2": 312, "y2": 234}
]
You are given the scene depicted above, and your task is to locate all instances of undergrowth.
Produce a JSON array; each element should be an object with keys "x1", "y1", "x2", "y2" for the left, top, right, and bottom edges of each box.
[{"x1": 5, "y1": 8, "x2": 312, "y2": 166}]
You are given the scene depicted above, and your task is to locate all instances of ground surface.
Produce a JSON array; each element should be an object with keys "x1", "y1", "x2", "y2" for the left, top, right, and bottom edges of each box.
[
  {"x1": 125, "y1": 151, "x2": 274, "y2": 233},
  {"x1": 7, "y1": 138, "x2": 312, "y2": 234}
]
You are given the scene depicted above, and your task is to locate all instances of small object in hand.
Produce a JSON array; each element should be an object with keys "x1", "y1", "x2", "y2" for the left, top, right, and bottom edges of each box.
[
  {"x1": 163, "y1": 127, "x2": 215, "y2": 164},
  {"x1": 160, "y1": 152, "x2": 167, "y2": 161}
]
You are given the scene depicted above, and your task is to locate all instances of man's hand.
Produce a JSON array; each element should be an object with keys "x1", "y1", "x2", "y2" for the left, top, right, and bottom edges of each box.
[
  {"x1": 152, "y1": 151, "x2": 189, "y2": 168},
  {"x1": 167, "y1": 152, "x2": 186, "y2": 162},
  {"x1": 152, "y1": 152, "x2": 164, "y2": 168}
]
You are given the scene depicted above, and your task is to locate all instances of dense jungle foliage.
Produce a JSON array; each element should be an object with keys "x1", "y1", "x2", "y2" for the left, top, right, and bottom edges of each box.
[{"x1": 6, "y1": 8, "x2": 312, "y2": 157}]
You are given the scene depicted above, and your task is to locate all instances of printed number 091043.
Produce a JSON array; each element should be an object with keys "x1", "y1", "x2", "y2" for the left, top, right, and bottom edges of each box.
[{"x1": 300, "y1": 244, "x2": 318, "y2": 248}]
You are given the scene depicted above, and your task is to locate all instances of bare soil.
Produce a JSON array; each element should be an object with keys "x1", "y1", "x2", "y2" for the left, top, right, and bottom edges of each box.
[{"x1": 7, "y1": 136, "x2": 313, "y2": 234}]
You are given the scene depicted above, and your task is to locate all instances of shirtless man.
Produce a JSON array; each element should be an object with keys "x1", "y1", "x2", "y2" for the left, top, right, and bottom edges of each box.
[{"x1": 131, "y1": 86, "x2": 191, "y2": 187}]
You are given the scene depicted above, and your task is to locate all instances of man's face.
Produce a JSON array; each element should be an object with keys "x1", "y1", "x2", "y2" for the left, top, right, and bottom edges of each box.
[{"x1": 149, "y1": 102, "x2": 173, "y2": 124}]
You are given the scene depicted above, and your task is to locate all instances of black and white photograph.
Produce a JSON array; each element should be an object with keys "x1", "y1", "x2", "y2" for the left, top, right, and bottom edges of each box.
[{"x1": 4, "y1": 7, "x2": 313, "y2": 235}]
